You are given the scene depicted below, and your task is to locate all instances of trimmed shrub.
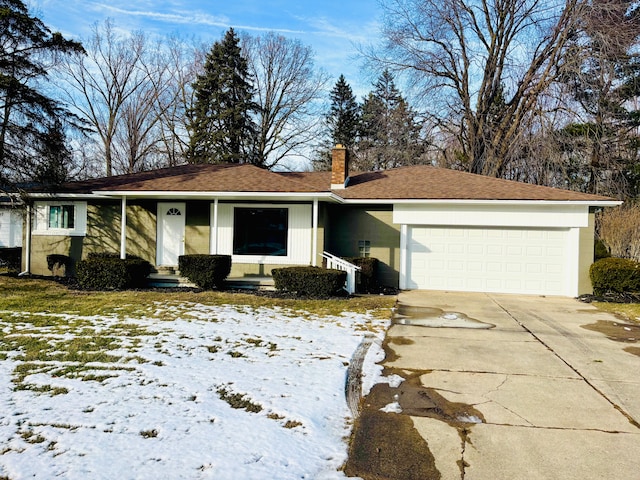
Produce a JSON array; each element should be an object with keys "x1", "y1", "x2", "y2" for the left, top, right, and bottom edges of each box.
[
  {"x1": 178, "y1": 254, "x2": 232, "y2": 289},
  {"x1": 76, "y1": 253, "x2": 152, "y2": 290},
  {"x1": 47, "y1": 254, "x2": 71, "y2": 277},
  {"x1": 345, "y1": 257, "x2": 379, "y2": 293},
  {"x1": 271, "y1": 266, "x2": 347, "y2": 298},
  {"x1": 590, "y1": 257, "x2": 640, "y2": 295},
  {"x1": 0, "y1": 247, "x2": 21, "y2": 272}
]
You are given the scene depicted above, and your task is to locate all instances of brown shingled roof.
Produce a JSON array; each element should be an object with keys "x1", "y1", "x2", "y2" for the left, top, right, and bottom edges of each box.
[
  {"x1": 327, "y1": 166, "x2": 613, "y2": 201},
  {"x1": 52, "y1": 163, "x2": 323, "y2": 194},
  {"x1": 44, "y1": 162, "x2": 613, "y2": 202}
]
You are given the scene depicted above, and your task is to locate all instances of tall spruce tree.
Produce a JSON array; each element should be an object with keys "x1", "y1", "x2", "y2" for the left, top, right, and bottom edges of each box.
[
  {"x1": 0, "y1": 0, "x2": 84, "y2": 187},
  {"x1": 187, "y1": 28, "x2": 257, "y2": 164},
  {"x1": 312, "y1": 75, "x2": 359, "y2": 171},
  {"x1": 327, "y1": 75, "x2": 360, "y2": 148},
  {"x1": 357, "y1": 70, "x2": 425, "y2": 170}
]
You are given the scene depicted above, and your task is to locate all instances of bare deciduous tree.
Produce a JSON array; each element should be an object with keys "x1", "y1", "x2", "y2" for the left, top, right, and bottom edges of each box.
[
  {"x1": 59, "y1": 20, "x2": 166, "y2": 175},
  {"x1": 374, "y1": 0, "x2": 584, "y2": 178},
  {"x1": 597, "y1": 203, "x2": 640, "y2": 261},
  {"x1": 242, "y1": 32, "x2": 328, "y2": 169},
  {"x1": 152, "y1": 36, "x2": 204, "y2": 167}
]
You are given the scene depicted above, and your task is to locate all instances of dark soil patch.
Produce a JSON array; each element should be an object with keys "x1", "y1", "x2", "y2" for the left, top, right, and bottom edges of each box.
[
  {"x1": 345, "y1": 368, "x2": 484, "y2": 480},
  {"x1": 344, "y1": 377, "x2": 441, "y2": 480},
  {"x1": 579, "y1": 292, "x2": 640, "y2": 304}
]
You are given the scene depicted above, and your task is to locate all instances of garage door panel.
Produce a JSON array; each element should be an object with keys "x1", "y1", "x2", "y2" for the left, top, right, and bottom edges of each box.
[{"x1": 407, "y1": 226, "x2": 568, "y2": 295}]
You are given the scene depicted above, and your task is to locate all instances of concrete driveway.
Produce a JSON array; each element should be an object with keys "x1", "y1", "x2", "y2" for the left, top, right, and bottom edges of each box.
[{"x1": 383, "y1": 291, "x2": 640, "y2": 479}]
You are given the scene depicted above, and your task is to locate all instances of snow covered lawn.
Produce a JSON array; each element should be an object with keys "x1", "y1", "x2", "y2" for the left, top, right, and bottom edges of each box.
[{"x1": 0, "y1": 300, "x2": 389, "y2": 479}]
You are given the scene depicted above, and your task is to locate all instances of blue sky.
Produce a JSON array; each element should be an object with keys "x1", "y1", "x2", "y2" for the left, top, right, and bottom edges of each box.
[{"x1": 33, "y1": 0, "x2": 383, "y2": 96}]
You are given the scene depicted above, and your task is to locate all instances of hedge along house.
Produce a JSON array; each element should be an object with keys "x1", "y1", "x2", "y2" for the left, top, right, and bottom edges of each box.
[{"x1": 24, "y1": 145, "x2": 620, "y2": 296}]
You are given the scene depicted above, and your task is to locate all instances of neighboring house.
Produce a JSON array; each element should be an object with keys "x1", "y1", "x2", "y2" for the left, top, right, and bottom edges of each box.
[
  {"x1": 24, "y1": 146, "x2": 620, "y2": 296},
  {"x1": 0, "y1": 199, "x2": 23, "y2": 249}
]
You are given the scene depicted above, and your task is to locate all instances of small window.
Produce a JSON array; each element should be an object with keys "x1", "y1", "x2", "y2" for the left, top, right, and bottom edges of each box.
[
  {"x1": 49, "y1": 205, "x2": 75, "y2": 229},
  {"x1": 358, "y1": 240, "x2": 371, "y2": 258},
  {"x1": 167, "y1": 207, "x2": 182, "y2": 216},
  {"x1": 233, "y1": 208, "x2": 288, "y2": 256}
]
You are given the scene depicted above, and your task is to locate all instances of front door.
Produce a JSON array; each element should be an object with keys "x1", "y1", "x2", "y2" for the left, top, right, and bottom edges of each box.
[{"x1": 157, "y1": 202, "x2": 186, "y2": 266}]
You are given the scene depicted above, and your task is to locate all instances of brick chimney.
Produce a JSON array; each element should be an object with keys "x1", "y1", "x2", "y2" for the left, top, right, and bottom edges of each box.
[{"x1": 331, "y1": 144, "x2": 349, "y2": 189}]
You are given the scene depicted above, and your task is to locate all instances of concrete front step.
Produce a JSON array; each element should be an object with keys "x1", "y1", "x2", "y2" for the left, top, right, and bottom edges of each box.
[
  {"x1": 147, "y1": 273, "x2": 275, "y2": 290},
  {"x1": 226, "y1": 276, "x2": 275, "y2": 291},
  {"x1": 147, "y1": 273, "x2": 197, "y2": 288}
]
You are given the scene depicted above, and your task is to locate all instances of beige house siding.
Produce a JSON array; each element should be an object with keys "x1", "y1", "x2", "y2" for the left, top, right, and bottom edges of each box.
[
  {"x1": 185, "y1": 201, "x2": 210, "y2": 256},
  {"x1": 325, "y1": 205, "x2": 400, "y2": 288},
  {"x1": 83, "y1": 202, "x2": 122, "y2": 256},
  {"x1": 577, "y1": 211, "x2": 596, "y2": 295},
  {"x1": 29, "y1": 201, "x2": 119, "y2": 275},
  {"x1": 125, "y1": 201, "x2": 157, "y2": 263}
]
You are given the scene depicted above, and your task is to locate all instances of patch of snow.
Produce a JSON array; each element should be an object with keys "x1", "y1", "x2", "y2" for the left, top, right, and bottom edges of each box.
[
  {"x1": 377, "y1": 373, "x2": 405, "y2": 389},
  {"x1": 379, "y1": 402, "x2": 402, "y2": 414},
  {"x1": 0, "y1": 303, "x2": 388, "y2": 479},
  {"x1": 457, "y1": 415, "x2": 483, "y2": 424}
]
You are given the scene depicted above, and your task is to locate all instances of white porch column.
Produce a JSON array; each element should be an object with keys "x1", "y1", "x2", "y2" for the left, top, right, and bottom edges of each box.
[
  {"x1": 399, "y1": 224, "x2": 408, "y2": 290},
  {"x1": 211, "y1": 199, "x2": 219, "y2": 254},
  {"x1": 312, "y1": 198, "x2": 318, "y2": 266},
  {"x1": 120, "y1": 196, "x2": 127, "y2": 259}
]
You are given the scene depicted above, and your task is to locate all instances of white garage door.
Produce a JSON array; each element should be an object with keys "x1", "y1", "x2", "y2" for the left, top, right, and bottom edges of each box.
[{"x1": 407, "y1": 226, "x2": 569, "y2": 295}]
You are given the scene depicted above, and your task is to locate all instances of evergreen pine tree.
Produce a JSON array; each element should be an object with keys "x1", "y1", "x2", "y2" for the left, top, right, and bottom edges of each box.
[
  {"x1": 327, "y1": 74, "x2": 360, "y2": 148},
  {"x1": 312, "y1": 75, "x2": 360, "y2": 171},
  {"x1": 357, "y1": 70, "x2": 425, "y2": 170},
  {"x1": 0, "y1": 0, "x2": 84, "y2": 186},
  {"x1": 187, "y1": 28, "x2": 257, "y2": 164}
]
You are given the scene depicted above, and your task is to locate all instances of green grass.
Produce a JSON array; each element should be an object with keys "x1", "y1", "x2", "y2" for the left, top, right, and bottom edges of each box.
[
  {"x1": 216, "y1": 385, "x2": 263, "y2": 413},
  {"x1": 0, "y1": 275, "x2": 396, "y2": 319},
  {"x1": 0, "y1": 275, "x2": 394, "y2": 396},
  {"x1": 593, "y1": 302, "x2": 640, "y2": 323}
]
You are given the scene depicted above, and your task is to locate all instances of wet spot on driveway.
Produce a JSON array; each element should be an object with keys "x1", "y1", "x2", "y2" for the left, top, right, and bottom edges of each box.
[
  {"x1": 582, "y1": 320, "x2": 640, "y2": 357},
  {"x1": 582, "y1": 320, "x2": 640, "y2": 343}
]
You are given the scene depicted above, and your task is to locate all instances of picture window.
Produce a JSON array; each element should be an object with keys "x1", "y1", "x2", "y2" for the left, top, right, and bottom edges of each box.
[{"x1": 233, "y1": 208, "x2": 288, "y2": 256}]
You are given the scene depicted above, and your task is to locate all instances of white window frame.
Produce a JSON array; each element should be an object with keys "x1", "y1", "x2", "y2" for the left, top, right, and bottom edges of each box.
[
  {"x1": 212, "y1": 203, "x2": 312, "y2": 265},
  {"x1": 33, "y1": 201, "x2": 87, "y2": 236}
]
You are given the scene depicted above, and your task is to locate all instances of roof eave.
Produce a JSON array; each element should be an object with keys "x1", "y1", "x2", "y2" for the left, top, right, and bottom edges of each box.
[
  {"x1": 96, "y1": 190, "x2": 334, "y2": 200},
  {"x1": 336, "y1": 198, "x2": 622, "y2": 207}
]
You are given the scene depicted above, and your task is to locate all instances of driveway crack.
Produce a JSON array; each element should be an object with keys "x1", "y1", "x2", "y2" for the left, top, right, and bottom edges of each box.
[{"x1": 489, "y1": 296, "x2": 640, "y2": 431}]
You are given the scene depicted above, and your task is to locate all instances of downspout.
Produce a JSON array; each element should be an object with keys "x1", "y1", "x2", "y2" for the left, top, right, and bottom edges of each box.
[
  {"x1": 18, "y1": 203, "x2": 31, "y2": 276},
  {"x1": 312, "y1": 198, "x2": 318, "y2": 266},
  {"x1": 120, "y1": 196, "x2": 127, "y2": 259}
]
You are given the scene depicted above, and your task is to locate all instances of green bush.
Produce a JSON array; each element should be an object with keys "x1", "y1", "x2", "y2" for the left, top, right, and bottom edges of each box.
[
  {"x1": 76, "y1": 253, "x2": 152, "y2": 290},
  {"x1": 178, "y1": 254, "x2": 232, "y2": 289},
  {"x1": 594, "y1": 239, "x2": 611, "y2": 260},
  {"x1": 271, "y1": 266, "x2": 347, "y2": 298},
  {"x1": 345, "y1": 257, "x2": 379, "y2": 293},
  {"x1": 589, "y1": 257, "x2": 640, "y2": 295},
  {"x1": 0, "y1": 247, "x2": 22, "y2": 272}
]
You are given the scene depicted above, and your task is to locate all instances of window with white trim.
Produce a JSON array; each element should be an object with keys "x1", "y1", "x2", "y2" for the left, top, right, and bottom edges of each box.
[{"x1": 33, "y1": 201, "x2": 87, "y2": 236}]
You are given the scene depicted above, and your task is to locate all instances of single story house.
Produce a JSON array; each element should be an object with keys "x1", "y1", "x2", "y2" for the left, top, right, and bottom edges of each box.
[{"x1": 23, "y1": 146, "x2": 620, "y2": 296}]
